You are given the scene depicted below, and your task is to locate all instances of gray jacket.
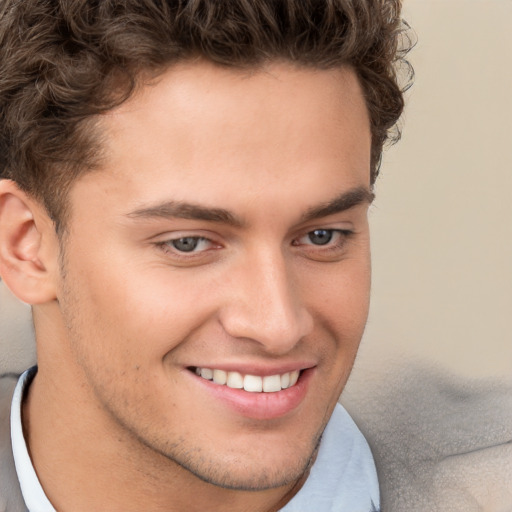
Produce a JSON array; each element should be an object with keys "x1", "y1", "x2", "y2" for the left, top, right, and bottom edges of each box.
[{"x1": 0, "y1": 374, "x2": 27, "y2": 512}]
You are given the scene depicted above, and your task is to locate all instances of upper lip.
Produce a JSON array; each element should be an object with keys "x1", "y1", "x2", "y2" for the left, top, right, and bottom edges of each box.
[{"x1": 186, "y1": 361, "x2": 316, "y2": 376}]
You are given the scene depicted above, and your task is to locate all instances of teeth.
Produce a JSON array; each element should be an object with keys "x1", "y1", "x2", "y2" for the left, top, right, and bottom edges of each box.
[
  {"x1": 244, "y1": 374, "x2": 263, "y2": 392},
  {"x1": 200, "y1": 368, "x2": 213, "y2": 380},
  {"x1": 213, "y1": 369, "x2": 227, "y2": 385},
  {"x1": 226, "y1": 371, "x2": 243, "y2": 389},
  {"x1": 194, "y1": 367, "x2": 301, "y2": 393},
  {"x1": 263, "y1": 374, "x2": 282, "y2": 392}
]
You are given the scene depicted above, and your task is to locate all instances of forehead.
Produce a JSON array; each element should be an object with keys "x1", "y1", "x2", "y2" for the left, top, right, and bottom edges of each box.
[{"x1": 70, "y1": 61, "x2": 371, "y2": 220}]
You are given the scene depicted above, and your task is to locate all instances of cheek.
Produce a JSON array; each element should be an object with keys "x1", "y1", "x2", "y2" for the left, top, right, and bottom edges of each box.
[
  {"x1": 306, "y1": 257, "x2": 371, "y2": 324},
  {"x1": 341, "y1": 263, "x2": 371, "y2": 328},
  {"x1": 63, "y1": 255, "x2": 224, "y2": 368},
  {"x1": 304, "y1": 258, "x2": 371, "y2": 374}
]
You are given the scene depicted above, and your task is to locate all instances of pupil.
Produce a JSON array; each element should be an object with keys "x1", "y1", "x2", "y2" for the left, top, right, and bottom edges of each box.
[
  {"x1": 172, "y1": 237, "x2": 199, "y2": 252},
  {"x1": 309, "y1": 229, "x2": 332, "y2": 245}
]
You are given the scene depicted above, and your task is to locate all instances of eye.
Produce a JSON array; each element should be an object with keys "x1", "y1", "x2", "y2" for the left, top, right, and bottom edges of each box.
[
  {"x1": 157, "y1": 236, "x2": 216, "y2": 255},
  {"x1": 153, "y1": 233, "x2": 222, "y2": 266},
  {"x1": 306, "y1": 229, "x2": 334, "y2": 246},
  {"x1": 170, "y1": 236, "x2": 207, "y2": 252},
  {"x1": 294, "y1": 229, "x2": 349, "y2": 247},
  {"x1": 292, "y1": 228, "x2": 354, "y2": 261}
]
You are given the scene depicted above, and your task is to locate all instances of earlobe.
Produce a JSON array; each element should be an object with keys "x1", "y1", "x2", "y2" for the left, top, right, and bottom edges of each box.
[{"x1": 0, "y1": 180, "x2": 59, "y2": 304}]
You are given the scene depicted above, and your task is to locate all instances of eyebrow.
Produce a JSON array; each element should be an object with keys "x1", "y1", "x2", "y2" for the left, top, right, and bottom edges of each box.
[
  {"x1": 126, "y1": 186, "x2": 374, "y2": 226},
  {"x1": 300, "y1": 186, "x2": 375, "y2": 223},
  {"x1": 127, "y1": 201, "x2": 245, "y2": 227}
]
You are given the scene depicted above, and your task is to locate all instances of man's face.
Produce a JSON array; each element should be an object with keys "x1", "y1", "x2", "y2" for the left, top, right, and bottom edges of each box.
[{"x1": 54, "y1": 61, "x2": 372, "y2": 490}]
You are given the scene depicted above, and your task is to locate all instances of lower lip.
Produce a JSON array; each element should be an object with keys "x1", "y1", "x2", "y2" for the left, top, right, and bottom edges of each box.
[{"x1": 189, "y1": 368, "x2": 314, "y2": 420}]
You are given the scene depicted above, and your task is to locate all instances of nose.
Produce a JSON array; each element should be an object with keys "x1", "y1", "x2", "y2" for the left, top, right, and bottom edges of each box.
[{"x1": 218, "y1": 248, "x2": 314, "y2": 354}]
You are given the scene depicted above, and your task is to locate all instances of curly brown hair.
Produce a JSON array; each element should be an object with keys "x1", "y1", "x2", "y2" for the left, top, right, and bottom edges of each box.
[{"x1": 0, "y1": 0, "x2": 412, "y2": 232}]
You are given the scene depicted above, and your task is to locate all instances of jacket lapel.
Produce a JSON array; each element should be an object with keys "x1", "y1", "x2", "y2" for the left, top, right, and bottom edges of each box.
[{"x1": 0, "y1": 374, "x2": 29, "y2": 512}]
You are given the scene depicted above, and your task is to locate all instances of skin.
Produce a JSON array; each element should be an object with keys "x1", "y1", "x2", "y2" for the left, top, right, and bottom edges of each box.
[{"x1": 0, "y1": 61, "x2": 372, "y2": 511}]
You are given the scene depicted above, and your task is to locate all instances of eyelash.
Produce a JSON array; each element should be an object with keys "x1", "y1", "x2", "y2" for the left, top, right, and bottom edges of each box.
[
  {"x1": 293, "y1": 229, "x2": 353, "y2": 249},
  {"x1": 154, "y1": 228, "x2": 354, "y2": 261},
  {"x1": 155, "y1": 236, "x2": 218, "y2": 258}
]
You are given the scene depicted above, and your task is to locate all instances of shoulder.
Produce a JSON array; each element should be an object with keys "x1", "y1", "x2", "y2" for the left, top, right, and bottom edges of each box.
[
  {"x1": 0, "y1": 372, "x2": 27, "y2": 512},
  {"x1": 0, "y1": 372, "x2": 19, "y2": 432}
]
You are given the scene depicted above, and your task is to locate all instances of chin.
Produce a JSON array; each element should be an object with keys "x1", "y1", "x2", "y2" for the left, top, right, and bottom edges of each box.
[
  {"x1": 164, "y1": 430, "x2": 323, "y2": 492},
  {"x1": 184, "y1": 455, "x2": 314, "y2": 492}
]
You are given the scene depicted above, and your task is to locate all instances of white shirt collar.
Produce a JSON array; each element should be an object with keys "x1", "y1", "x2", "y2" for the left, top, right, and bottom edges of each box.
[{"x1": 11, "y1": 367, "x2": 56, "y2": 512}]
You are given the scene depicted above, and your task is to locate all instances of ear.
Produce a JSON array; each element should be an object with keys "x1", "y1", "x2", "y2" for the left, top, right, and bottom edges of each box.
[{"x1": 0, "y1": 180, "x2": 59, "y2": 304}]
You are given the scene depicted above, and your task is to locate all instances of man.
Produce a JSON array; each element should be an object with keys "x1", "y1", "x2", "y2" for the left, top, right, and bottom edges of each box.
[{"x1": 0, "y1": 1, "x2": 409, "y2": 510}]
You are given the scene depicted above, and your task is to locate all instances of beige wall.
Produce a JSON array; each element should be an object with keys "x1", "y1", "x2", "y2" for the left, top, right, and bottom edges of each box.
[{"x1": 356, "y1": 0, "x2": 512, "y2": 379}]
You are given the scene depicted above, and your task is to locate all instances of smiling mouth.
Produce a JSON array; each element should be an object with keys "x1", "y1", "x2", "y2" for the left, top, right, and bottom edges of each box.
[{"x1": 189, "y1": 367, "x2": 301, "y2": 393}]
